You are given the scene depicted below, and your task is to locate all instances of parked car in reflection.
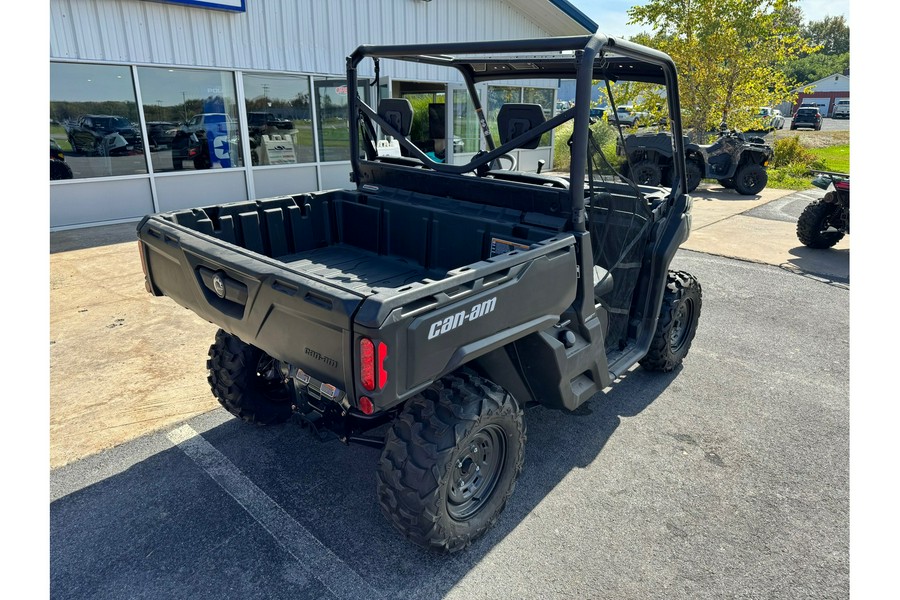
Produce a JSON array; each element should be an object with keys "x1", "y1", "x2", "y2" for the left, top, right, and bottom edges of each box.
[
  {"x1": 247, "y1": 112, "x2": 294, "y2": 137},
  {"x1": 146, "y1": 121, "x2": 179, "y2": 150},
  {"x1": 50, "y1": 138, "x2": 73, "y2": 180},
  {"x1": 65, "y1": 114, "x2": 142, "y2": 155},
  {"x1": 171, "y1": 113, "x2": 240, "y2": 170}
]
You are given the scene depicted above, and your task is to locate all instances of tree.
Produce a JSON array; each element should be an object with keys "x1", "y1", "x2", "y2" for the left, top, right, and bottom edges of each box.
[
  {"x1": 782, "y1": 51, "x2": 849, "y2": 84},
  {"x1": 803, "y1": 16, "x2": 849, "y2": 55},
  {"x1": 623, "y1": 0, "x2": 817, "y2": 139}
]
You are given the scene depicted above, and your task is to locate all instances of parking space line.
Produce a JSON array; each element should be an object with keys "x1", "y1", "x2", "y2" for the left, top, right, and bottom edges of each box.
[{"x1": 167, "y1": 424, "x2": 381, "y2": 600}]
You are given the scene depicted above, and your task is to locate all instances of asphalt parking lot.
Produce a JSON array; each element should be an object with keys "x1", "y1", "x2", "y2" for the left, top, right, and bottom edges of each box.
[{"x1": 49, "y1": 184, "x2": 850, "y2": 598}]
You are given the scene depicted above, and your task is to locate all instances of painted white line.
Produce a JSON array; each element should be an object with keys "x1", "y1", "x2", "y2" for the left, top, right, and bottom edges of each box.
[{"x1": 167, "y1": 424, "x2": 381, "y2": 600}]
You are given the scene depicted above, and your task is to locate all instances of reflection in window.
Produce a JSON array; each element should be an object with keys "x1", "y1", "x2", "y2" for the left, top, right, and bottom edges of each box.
[
  {"x1": 314, "y1": 78, "x2": 369, "y2": 161},
  {"x1": 487, "y1": 86, "x2": 522, "y2": 145},
  {"x1": 50, "y1": 62, "x2": 147, "y2": 180},
  {"x1": 137, "y1": 67, "x2": 243, "y2": 173},
  {"x1": 242, "y1": 73, "x2": 315, "y2": 166},
  {"x1": 523, "y1": 87, "x2": 554, "y2": 147},
  {"x1": 452, "y1": 88, "x2": 480, "y2": 160}
]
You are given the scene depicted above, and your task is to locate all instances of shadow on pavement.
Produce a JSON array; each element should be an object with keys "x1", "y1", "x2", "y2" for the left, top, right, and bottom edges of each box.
[
  {"x1": 50, "y1": 221, "x2": 140, "y2": 254},
  {"x1": 50, "y1": 365, "x2": 678, "y2": 600},
  {"x1": 784, "y1": 245, "x2": 849, "y2": 284}
]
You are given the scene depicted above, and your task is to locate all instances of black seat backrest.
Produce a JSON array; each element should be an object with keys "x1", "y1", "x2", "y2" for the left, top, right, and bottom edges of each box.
[
  {"x1": 497, "y1": 103, "x2": 545, "y2": 150},
  {"x1": 378, "y1": 98, "x2": 414, "y2": 137}
]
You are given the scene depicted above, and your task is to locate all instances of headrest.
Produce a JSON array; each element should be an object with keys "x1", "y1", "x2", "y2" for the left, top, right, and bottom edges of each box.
[
  {"x1": 497, "y1": 103, "x2": 546, "y2": 150},
  {"x1": 377, "y1": 98, "x2": 413, "y2": 137}
]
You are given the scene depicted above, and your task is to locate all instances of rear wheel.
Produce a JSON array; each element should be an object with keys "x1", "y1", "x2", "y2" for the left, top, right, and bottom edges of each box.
[
  {"x1": 207, "y1": 329, "x2": 292, "y2": 425},
  {"x1": 733, "y1": 163, "x2": 768, "y2": 195},
  {"x1": 797, "y1": 198, "x2": 844, "y2": 248},
  {"x1": 377, "y1": 369, "x2": 525, "y2": 553},
  {"x1": 631, "y1": 160, "x2": 662, "y2": 186},
  {"x1": 641, "y1": 271, "x2": 702, "y2": 372}
]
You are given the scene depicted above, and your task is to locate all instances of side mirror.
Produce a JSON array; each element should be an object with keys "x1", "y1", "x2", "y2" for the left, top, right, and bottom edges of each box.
[{"x1": 536, "y1": 159, "x2": 546, "y2": 174}]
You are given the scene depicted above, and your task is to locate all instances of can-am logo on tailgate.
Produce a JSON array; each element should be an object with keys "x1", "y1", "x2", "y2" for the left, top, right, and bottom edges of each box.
[{"x1": 428, "y1": 297, "x2": 497, "y2": 340}]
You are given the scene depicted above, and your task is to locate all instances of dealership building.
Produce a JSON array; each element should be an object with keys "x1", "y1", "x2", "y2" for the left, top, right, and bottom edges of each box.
[{"x1": 49, "y1": 0, "x2": 596, "y2": 230}]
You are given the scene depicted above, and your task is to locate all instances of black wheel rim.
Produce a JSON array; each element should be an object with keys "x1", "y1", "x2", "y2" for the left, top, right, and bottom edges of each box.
[
  {"x1": 742, "y1": 171, "x2": 758, "y2": 191},
  {"x1": 634, "y1": 166, "x2": 657, "y2": 185},
  {"x1": 447, "y1": 424, "x2": 508, "y2": 521},
  {"x1": 669, "y1": 297, "x2": 695, "y2": 352}
]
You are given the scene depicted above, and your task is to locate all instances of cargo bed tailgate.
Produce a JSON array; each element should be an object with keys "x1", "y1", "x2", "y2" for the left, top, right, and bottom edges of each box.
[{"x1": 138, "y1": 216, "x2": 363, "y2": 387}]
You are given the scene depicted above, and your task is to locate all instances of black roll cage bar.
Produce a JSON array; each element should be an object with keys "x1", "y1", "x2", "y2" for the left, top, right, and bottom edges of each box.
[{"x1": 347, "y1": 34, "x2": 687, "y2": 233}]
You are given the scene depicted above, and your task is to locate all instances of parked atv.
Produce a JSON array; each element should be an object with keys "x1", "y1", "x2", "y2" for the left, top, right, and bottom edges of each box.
[
  {"x1": 617, "y1": 126, "x2": 773, "y2": 195},
  {"x1": 796, "y1": 170, "x2": 849, "y2": 248}
]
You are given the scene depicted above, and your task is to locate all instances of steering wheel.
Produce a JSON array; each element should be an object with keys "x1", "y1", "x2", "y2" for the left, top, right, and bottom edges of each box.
[{"x1": 490, "y1": 153, "x2": 517, "y2": 171}]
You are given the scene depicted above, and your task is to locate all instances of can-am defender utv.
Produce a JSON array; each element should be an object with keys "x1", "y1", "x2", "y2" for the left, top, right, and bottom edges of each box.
[{"x1": 137, "y1": 33, "x2": 702, "y2": 552}]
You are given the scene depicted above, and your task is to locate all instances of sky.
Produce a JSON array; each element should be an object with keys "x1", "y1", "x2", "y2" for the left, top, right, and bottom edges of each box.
[{"x1": 568, "y1": 0, "x2": 851, "y2": 38}]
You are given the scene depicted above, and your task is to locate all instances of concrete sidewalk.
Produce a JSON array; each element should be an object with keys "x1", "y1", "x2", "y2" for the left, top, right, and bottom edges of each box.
[{"x1": 48, "y1": 184, "x2": 848, "y2": 468}]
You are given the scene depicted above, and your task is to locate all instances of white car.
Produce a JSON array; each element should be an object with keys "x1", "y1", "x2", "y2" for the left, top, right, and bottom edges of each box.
[
  {"x1": 754, "y1": 107, "x2": 784, "y2": 131},
  {"x1": 609, "y1": 105, "x2": 647, "y2": 127},
  {"x1": 832, "y1": 99, "x2": 849, "y2": 119}
]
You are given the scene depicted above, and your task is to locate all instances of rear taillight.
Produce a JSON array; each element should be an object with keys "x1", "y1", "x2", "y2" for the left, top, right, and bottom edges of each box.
[{"x1": 359, "y1": 338, "x2": 388, "y2": 392}]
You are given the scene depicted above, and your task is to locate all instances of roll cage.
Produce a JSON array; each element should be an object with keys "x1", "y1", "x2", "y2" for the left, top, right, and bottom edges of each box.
[{"x1": 346, "y1": 34, "x2": 688, "y2": 233}]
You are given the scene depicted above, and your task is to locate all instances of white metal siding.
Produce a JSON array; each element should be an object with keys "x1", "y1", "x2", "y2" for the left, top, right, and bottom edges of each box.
[{"x1": 51, "y1": 0, "x2": 559, "y2": 80}]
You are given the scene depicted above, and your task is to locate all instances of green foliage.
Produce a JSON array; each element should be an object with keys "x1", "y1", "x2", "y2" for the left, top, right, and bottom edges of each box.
[
  {"x1": 552, "y1": 120, "x2": 620, "y2": 173},
  {"x1": 782, "y1": 52, "x2": 849, "y2": 85},
  {"x1": 765, "y1": 136, "x2": 847, "y2": 190},
  {"x1": 772, "y1": 135, "x2": 817, "y2": 167},
  {"x1": 626, "y1": 0, "x2": 817, "y2": 136},
  {"x1": 803, "y1": 16, "x2": 849, "y2": 55}
]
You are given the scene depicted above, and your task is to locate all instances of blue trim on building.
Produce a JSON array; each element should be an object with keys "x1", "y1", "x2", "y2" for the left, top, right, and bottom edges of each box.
[
  {"x1": 153, "y1": 0, "x2": 246, "y2": 12},
  {"x1": 549, "y1": 0, "x2": 598, "y2": 33}
]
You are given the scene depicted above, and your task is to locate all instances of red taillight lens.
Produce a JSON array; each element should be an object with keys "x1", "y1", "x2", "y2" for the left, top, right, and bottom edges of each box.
[
  {"x1": 360, "y1": 338, "x2": 376, "y2": 391},
  {"x1": 359, "y1": 338, "x2": 388, "y2": 392},
  {"x1": 359, "y1": 396, "x2": 374, "y2": 415}
]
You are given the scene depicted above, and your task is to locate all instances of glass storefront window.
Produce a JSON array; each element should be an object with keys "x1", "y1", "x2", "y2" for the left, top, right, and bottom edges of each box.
[
  {"x1": 50, "y1": 63, "x2": 147, "y2": 180},
  {"x1": 242, "y1": 73, "x2": 315, "y2": 166},
  {"x1": 487, "y1": 85, "x2": 522, "y2": 145},
  {"x1": 137, "y1": 67, "x2": 243, "y2": 173},
  {"x1": 523, "y1": 87, "x2": 554, "y2": 147},
  {"x1": 452, "y1": 88, "x2": 479, "y2": 160},
  {"x1": 314, "y1": 78, "x2": 369, "y2": 161}
]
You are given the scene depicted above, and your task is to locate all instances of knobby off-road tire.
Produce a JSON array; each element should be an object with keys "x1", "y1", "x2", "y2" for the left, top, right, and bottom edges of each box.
[
  {"x1": 207, "y1": 329, "x2": 292, "y2": 425},
  {"x1": 640, "y1": 271, "x2": 702, "y2": 372},
  {"x1": 631, "y1": 160, "x2": 663, "y2": 186},
  {"x1": 796, "y1": 198, "x2": 844, "y2": 248},
  {"x1": 685, "y1": 161, "x2": 703, "y2": 192},
  {"x1": 733, "y1": 163, "x2": 768, "y2": 195},
  {"x1": 376, "y1": 369, "x2": 525, "y2": 553},
  {"x1": 718, "y1": 177, "x2": 735, "y2": 189}
]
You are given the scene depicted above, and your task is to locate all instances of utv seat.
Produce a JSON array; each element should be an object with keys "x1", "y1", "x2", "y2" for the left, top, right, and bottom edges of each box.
[
  {"x1": 378, "y1": 98, "x2": 413, "y2": 136},
  {"x1": 497, "y1": 103, "x2": 545, "y2": 150}
]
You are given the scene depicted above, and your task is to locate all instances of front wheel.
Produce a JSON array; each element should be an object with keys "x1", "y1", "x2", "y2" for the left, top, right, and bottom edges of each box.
[
  {"x1": 207, "y1": 329, "x2": 293, "y2": 425},
  {"x1": 796, "y1": 199, "x2": 844, "y2": 248},
  {"x1": 733, "y1": 163, "x2": 768, "y2": 195},
  {"x1": 377, "y1": 369, "x2": 525, "y2": 553},
  {"x1": 640, "y1": 271, "x2": 702, "y2": 372}
]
